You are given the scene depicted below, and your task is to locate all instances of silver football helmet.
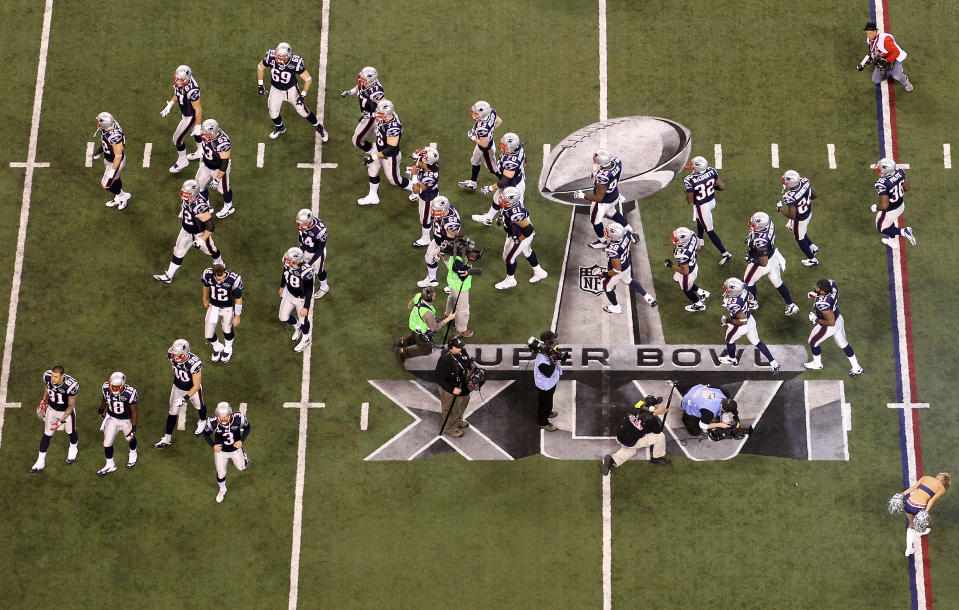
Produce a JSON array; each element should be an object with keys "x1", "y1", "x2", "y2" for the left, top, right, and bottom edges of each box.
[
  {"x1": 169, "y1": 339, "x2": 190, "y2": 364},
  {"x1": 179, "y1": 179, "x2": 199, "y2": 202},
  {"x1": 375, "y1": 99, "x2": 394, "y2": 122},
  {"x1": 671, "y1": 226, "x2": 695, "y2": 247},
  {"x1": 749, "y1": 211, "x2": 771, "y2": 232},
  {"x1": 109, "y1": 371, "x2": 126, "y2": 395},
  {"x1": 215, "y1": 401, "x2": 233, "y2": 425},
  {"x1": 496, "y1": 186, "x2": 522, "y2": 209},
  {"x1": 200, "y1": 118, "x2": 220, "y2": 142},
  {"x1": 691, "y1": 156, "x2": 709, "y2": 174},
  {"x1": 877, "y1": 157, "x2": 897, "y2": 177},
  {"x1": 723, "y1": 277, "x2": 745, "y2": 298},
  {"x1": 593, "y1": 149, "x2": 613, "y2": 168},
  {"x1": 781, "y1": 169, "x2": 801, "y2": 190},
  {"x1": 174, "y1": 65, "x2": 192, "y2": 86},
  {"x1": 296, "y1": 208, "x2": 315, "y2": 230},
  {"x1": 419, "y1": 146, "x2": 439, "y2": 165},
  {"x1": 275, "y1": 42, "x2": 292, "y2": 68},
  {"x1": 604, "y1": 222, "x2": 626, "y2": 242},
  {"x1": 498, "y1": 132, "x2": 521, "y2": 155},
  {"x1": 283, "y1": 246, "x2": 305, "y2": 268},
  {"x1": 95, "y1": 111, "x2": 115, "y2": 130},
  {"x1": 357, "y1": 66, "x2": 378, "y2": 88},
  {"x1": 471, "y1": 100, "x2": 492, "y2": 121},
  {"x1": 430, "y1": 196, "x2": 451, "y2": 218},
  {"x1": 887, "y1": 492, "x2": 905, "y2": 515}
]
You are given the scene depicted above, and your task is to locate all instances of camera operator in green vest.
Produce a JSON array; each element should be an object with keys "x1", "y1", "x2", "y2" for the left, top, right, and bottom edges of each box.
[
  {"x1": 393, "y1": 287, "x2": 455, "y2": 362},
  {"x1": 444, "y1": 236, "x2": 483, "y2": 338}
]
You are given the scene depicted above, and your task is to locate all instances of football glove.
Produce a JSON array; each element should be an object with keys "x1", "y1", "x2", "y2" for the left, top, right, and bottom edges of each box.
[
  {"x1": 174, "y1": 396, "x2": 187, "y2": 409},
  {"x1": 258, "y1": 84, "x2": 266, "y2": 95},
  {"x1": 807, "y1": 291, "x2": 817, "y2": 299},
  {"x1": 161, "y1": 100, "x2": 174, "y2": 117},
  {"x1": 92, "y1": 151, "x2": 102, "y2": 160},
  {"x1": 191, "y1": 124, "x2": 202, "y2": 137},
  {"x1": 467, "y1": 128, "x2": 476, "y2": 140},
  {"x1": 36, "y1": 400, "x2": 47, "y2": 420},
  {"x1": 870, "y1": 204, "x2": 878, "y2": 213},
  {"x1": 664, "y1": 258, "x2": 673, "y2": 268},
  {"x1": 296, "y1": 94, "x2": 305, "y2": 105},
  {"x1": 340, "y1": 89, "x2": 352, "y2": 98},
  {"x1": 126, "y1": 425, "x2": 136, "y2": 441},
  {"x1": 98, "y1": 407, "x2": 106, "y2": 419},
  {"x1": 105, "y1": 168, "x2": 116, "y2": 180},
  {"x1": 50, "y1": 419, "x2": 62, "y2": 431},
  {"x1": 721, "y1": 315, "x2": 728, "y2": 326},
  {"x1": 776, "y1": 201, "x2": 783, "y2": 210},
  {"x1": 209, "y1": 178, "x2": 220, "y2": 191},
  {"x1": 363, "y1": 154, "x2": 376, "y2": 166},
  {"x1": 808, "y1": 312, "x2": 818, "y2": 324},
  {"x1": 481, "y1": 185, "x2": 495, "y2": 195},
  {"x1": 572, "y1": 191, "x2": 586, "y2": 200}
]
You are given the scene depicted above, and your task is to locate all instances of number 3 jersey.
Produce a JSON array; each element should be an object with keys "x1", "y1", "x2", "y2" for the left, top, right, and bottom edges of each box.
[
  {"x1": 168, "y1": 352, "x2": 202, "y2": 391},
  {"x1": 100, "y1": 383, "x2": 138, "y2": 420},
  {"x1": 43, "y1": 370, "x2": 79, "y2": 410},
  {"x1": 262, "y1": 49, "x2": 306, "y2": 91},
  {"x1": 202, "y1": 268, "x2": 243, "y2": 307},
  {"x1": 203, "y1": 413, "x2": 250, "y2": 452}
]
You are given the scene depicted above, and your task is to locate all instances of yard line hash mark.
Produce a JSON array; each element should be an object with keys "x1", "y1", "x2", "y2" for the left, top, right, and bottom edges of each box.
[
  {"x1": 85, "y1": 141, "x2": 93, "y2": 167},
  {"x1": 943, "y1": 143, "x2": 951, "y2": 169},
  {"x1": 827, "y1": 143, "x2": 836, "y2": 169},
  {"x1": 257, "y1": 143, "x2": 265, "y2": 168},
  {"x1": 770, "y1": 143, "x2": 779, "y2": 168},
  {"x1": 713, "y1": 143, "x2": 723, "y2": 169},
  {"x1": 142, "y1": 143, "x2": 152, "y2": 168},
  {"x1": 360, "y1": 402, "x2": 369, "y2": 430}
]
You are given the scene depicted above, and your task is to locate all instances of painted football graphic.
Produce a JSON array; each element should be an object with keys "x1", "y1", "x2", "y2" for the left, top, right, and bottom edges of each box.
[{"x1": 539, "y1": 116, "x2": 692, "y2": 205}]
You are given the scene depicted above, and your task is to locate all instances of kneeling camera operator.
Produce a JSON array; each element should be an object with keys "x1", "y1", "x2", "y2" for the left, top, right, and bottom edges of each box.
[
  {"x1": 603, "y1": 395, "x2": 671, "y2": 475},
  {"x1": 680, "y1": 383, "x2": 753, "y2": 441}
]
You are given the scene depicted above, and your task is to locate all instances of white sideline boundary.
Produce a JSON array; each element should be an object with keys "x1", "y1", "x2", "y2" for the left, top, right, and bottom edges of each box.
[{"x1": 0, "y1": 0, "x2": 54, "y2": 450}]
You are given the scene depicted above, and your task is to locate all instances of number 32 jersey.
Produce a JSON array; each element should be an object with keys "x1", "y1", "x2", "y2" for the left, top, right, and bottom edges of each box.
[
  {"x1": 168, "y1": 352, "x2": 202, "y2": 391},
  {"x1": 684, "y1": 168, "x2": 719, "y2": 206}
]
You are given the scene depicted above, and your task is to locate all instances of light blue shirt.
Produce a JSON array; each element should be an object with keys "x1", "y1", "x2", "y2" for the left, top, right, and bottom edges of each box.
[
  {"x1": 681, "y1": 384, "x2": 726, "y2": 429},
  {"x1": 533, "y1": 352, "x2": 562, "y2": 390}
]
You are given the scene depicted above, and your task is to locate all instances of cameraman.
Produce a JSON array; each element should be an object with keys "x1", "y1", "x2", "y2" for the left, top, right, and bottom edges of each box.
[
  {"x1": 680, "y1": 383, "x2": 747, "y2": 439},
  {"x1": 435, "y1": 337, "x2": 473, "y2": 438},
  {"x1": 393, "y1": 287, "x2": 455, "y2": 362},
  {"x1": 533, "y1": 330, "x2": 563, "y2": 432},
  {"x1": 602, "y1": 396, "x2": 670, "y2": 475},
  {"x1": 445, "y1": 236, "x2": 482, "y2": 339}
]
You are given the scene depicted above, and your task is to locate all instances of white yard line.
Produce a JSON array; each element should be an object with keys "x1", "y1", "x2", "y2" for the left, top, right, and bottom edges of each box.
[
  {"x1": 239, "y1": 402, "x2": 247, "y2": 416},
  {"x1": 944, "y1": 144, "x2": 952, "y2": 169},
  {"x1": 713, "y1": 143, "x2": 723, "y2": 169},
  {"x1": 0, "y1": 0, "x2": 54, "y2": 449},
  {"x1": 597, "y1": 0, "x2": 608, "y2": 122},
  {"x1": 85, "y1": 142, "x2": 93, "y2": 167},
  {"x1": 257, "y1": 142, "x2": 265, "y2": 168},
  {"x1": 142, "y1": 142, "x2": 152, "y2": 168},
  {"x1": 770, "y1": 143, "x2": 779, "y2": 169},
  {"x1": 360, "y1": 402, "x2": 368, "y2": 430},
  {"x1": 602, "y1": 472, "x2": 612, "y2": 610},
  {"x1": 826, "y1": 143, "x2": 836, "y2": 169}
]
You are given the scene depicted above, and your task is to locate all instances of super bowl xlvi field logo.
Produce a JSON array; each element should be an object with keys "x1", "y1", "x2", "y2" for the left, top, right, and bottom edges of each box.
[{"x1": 368, "y1": 117, "x2": 852, "y2": 463}]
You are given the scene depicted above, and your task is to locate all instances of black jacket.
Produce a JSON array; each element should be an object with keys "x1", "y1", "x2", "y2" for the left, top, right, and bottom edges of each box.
[
  {"x1": 616, "y1": 411, "x2": 663, "y2": 447},
  {"x1": 436, "y1": 350, "x2": 472, "y2": 395}
]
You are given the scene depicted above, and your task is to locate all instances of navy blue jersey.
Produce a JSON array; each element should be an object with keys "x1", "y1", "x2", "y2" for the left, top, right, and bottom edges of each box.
[
  {"x1": 375, "y1": 115, "x2": 402, "y2": 152},
  {"x1": 499, "y1": 147, "x2": 526, "y2": 186},
  {"x1": 101, "y1": 382, "x2": 138, "y2": 420},
  {"x1": 814, "y1": 280, "x2": 841, "y2": 320},
  {"x1": 180, "y1": 192, "x2": 213, "y2": 234},
  {"x1": 43, "y1": 370, "x2": 79, "y2": 410},
  {"x1": 203, "y1": 412, "x2": 250, "y2": 452},
  {"x1": 723, "y1": 292, "x2": 752, "y2": 322},
  {"x1": 432, "y1": 207, "x2": 462, "y2": 244},
  {"x1": 605, "y1": 232, "x2": 633, "y2": 271},
  {"x1": 472, "y1": 109, "x2": 498, "y2": 147},
  {"x1": 298, "y1": 220, "x2": 328, "y2": 263},
  {"x1": 781, "y1": 177, "x2": 814, "y2": 221},
  {"x1": 417, "y1": 165, "x2": 440, "y2": 202},
  {"x1": 503, "y1": 201, "x2": 532, "y2": 236},
  {"x1": 358, "y1": 82, "x2": 385, "y2": 116},
  {"x1": 594, "y1": 159, "x2": 622, "y2": 204},
  {"x1": 168, "y1": 352, "x2": 202, "y2": 391},
  {"x1": 746, "y1": 224, "x2": 777, "y2": 260},
  {"x1": 683, "y1": 168, "x2": 719, "y2": 206},
  {"x1": 202, "y1": 268, "x2": 243, "y2": 307},
  {"x1": 100, "y1": 123, "x2": 125, "y2": 163},
  {"x1": 174, "y1": 78, "x2": 201, "y2": 116},
  {"x1": 673, "y1": 238, "x2": 699, "y2": 269},
  {"x1": 201, "y1": 129, "x2": 231, "y2": 171},
  {"x1": 875, "y1": 169, "x2": 907, "y2": 211},
  {"x1": 281, "y1": 264, "x2": 315, "y2": 299},
  {"x1": 262, "y1": 50, "x2": 306, "y2": 91}
]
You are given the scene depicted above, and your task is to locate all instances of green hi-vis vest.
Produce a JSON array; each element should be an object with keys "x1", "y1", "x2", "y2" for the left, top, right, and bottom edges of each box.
[
  {"x1": 409, "y1": 293, "x2": 435, "y2": 334},
  {"x1": 447, "y1": 256, "x2": 471, "y2": 292}
]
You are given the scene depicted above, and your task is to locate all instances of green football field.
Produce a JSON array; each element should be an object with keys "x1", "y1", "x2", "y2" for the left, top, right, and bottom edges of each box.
[{"x1": 1, "y1": 1, "x2": 956, "y2": 608}]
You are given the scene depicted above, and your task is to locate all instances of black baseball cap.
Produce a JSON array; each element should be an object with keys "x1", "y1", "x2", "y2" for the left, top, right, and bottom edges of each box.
[
  {"x1": 540, "y1": 330, "x2": 558, "y2": 342},
  {"x1": 447, "y1": 337, "x2": 465, "y2": 349},
  {"x1": 864, "y1": 22, "x2": 878, "y2": 31}
]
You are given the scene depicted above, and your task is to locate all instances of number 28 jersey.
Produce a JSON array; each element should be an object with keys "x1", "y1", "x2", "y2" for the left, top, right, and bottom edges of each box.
[
  {"x1": 100, "y1": 382, "x2": 138, "y2": 420},
  {"x1": 684, "y1": 168, "x2": 719, "y2": 206},
  {"x1": 168, "y1": 352, "x2": 202, "y2": 391}
]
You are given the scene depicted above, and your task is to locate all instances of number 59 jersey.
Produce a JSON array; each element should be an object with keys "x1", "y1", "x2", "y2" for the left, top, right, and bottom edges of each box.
[{"x1": 168, "y1": 352, "x2": 202, "y2": 391}]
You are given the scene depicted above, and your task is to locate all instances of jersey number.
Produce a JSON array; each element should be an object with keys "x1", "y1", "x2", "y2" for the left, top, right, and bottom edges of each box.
[
  {"x1": 174, "y1": 368, "x2": 191, "y2": 383},
  {"x1": 47, "y1": 388, "x2": 65, "y2": 405},
  {"x1": 270, "y1": 68, "x2": 293, "y2": 85},
  {"x1": 220, "y1": 429, "x2": 235, "y2": 445},
  {"x1": 211, "y1": 286, "x2": 230, "y2": 301},
  {"x1": 888, "y1": 182, "x2": 905, "y2": 204},
  {"x1": 796, "y1": 193, "x2": 811, "y2": 215},
  {"x1": 694, "y1": 179, "x2": 715, "y2": 201},
  {"x1": 109, "y1": 399, "x2": 126, "y2": 415}
]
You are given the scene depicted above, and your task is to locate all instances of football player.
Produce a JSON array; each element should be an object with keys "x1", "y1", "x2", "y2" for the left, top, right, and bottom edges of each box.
[
  {"x1": 871, "y1": 158, "x2": 916, "y2": 249},
  {"x1": 358, "y1": 99, "x2": 413, "y2": 205},
  {"x1": 601, "y1": 222, "x2": 657, "y2": 314},
  {"x1": 417, "y1": 196, "x2": 461, "y2": 289},
  {"x1": 257, "y1": 42, "x2": 328, "y2": 142},
  {"x1": 719, "y1": 278, "x2": 781, "y2": 373},
  {"x1": 153, "y1": 179, "x2": 225, "y2": 284},
  {"x1": 494, "y1": 187, "x2": 548, "y2": 289},
  {"x1": 202, "y1": 402, "x2": 250, "y2": 503},
  {"x1": 573, "y1": 150, "x2": 631, "y2": 249},
  {"x1": 202, "y1": 264, "x2": 243, "y2": 363},
  {"x1": 777, "y1": 170, "x2": 821, "y2": 266},
  {"x1": 803, "y1": 279, "x2": 864, "y2": 377},
  {"x1": 458, "y1": 100, "x2": 502, "y2": 190},
  {"x1": 154, "y1": 339, "x2": 207, "y2": 448},
  {"x1": 96, "y1": 371, "x2": 139, "y2": 476},
  {"x1": 29, "y1": 366, "x2": 80, "y2": 473},
  {"x1": 340, "y1": 66, "x2": 383, "y2": 152},
  {"x1": 162, "y1": 65, "x2": 204, "y2": 173},
  {"x1": 474, "y1": 133, "x2": 526, "y2": 226},
  {"x1": 279, "y1": 247, "x2": 316, "y2": 353},
  {"x1": 743, "y1": 212, "x2": 799, "y2": 316},
  {"x1": 664, "y1": 226, "x2": 710, "y2": 312},
  {"x1": 682, "y1": 156, "x2": 733, "y2": 264},
  {"x1": 409, "y1": 146, "x2": 440, "y2": 247},
  {"x1": 296, "y1": 209, "x2": 330, "y2": 297},
  {"x1": 93, "y1": 112, "x2": 132, "y2": 209},
  {"x1": 195, "y1": 119, "x2": 236, "y2": 219}
]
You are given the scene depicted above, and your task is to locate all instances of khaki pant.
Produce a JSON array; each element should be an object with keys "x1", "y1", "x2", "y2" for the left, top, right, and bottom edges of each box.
[
  {"x1": 611, "y1": 432, "x2": 666, "y2": 466},
  {"x1": 439, "y1": 388, "x2": 469, "y2": 434},
  {"x1": 444, "y1": 289, "x2": 470, "y2": 333},
  {"x1": 393, "y1": 332, "x2": 433, "y2": 359}
]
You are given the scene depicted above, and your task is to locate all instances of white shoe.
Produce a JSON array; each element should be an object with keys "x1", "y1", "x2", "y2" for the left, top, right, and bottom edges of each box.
[
  {"x1": 97, "y1": 463, "x2": 118, "y2": 477},
  {"x1": 126, "y1": 452, "x2": 137, "y2": 469},
  {"x1": 216, "y1": 488, "x2": 227, "y2": 503},
  {"x1": 291, "y1": 327, "x2": 303, "y2": 342},
  {"x1": 530, "y1": 268, "x2": 548, "y2": 283},
  {"x1": 904, "y1": 81, "x2": 914, "y2": 93},
  {"x1": 849, "y1": 366, "x2": 864, "y2": 377},
  {"x1": 801, "y1": 258, "x2": 819, "y2": 266},
  {"x1": 66, "y1": 445, "x2": 78, "y2": 464},
  {"x1": 212, "y1": 348, "x2": 222, "y2": 363},
  {"x1": 169, "y1": 158, "x2": 189, "y2": 174},
  {"x1": 644, "y1": 294, "x2": 658, "y2": 307},
  {"x1": 902, "y1": 226, "x2": 916, "y2": 246},
  {"x1": 29, "y1": 459, "x2": 45, "y2": 473},
  {"x1": 154, "y1": 438, "x2": 173, "y2": 449},
  {"x1": 495, "y1": 277, "x2": 517, "y2": 290},
  {"x1": 195, "y1": 419, "x2": 207, "y2": 436},
  {"x1": 803, "y1": 361, "x2": 824, "y2": 370},
  {"x1": 697, "y1": 289, "x2": 711, "y2": 300},
  {"x1": 153, "y1": 273, "x2": 173, "y2": 284},
  {"x1": 417, "y1": 277, "x2": 439, "y2": 288},
  {"x1": 269, "y1": 125, "x2": 287, "y2": 139},
  {"x1": 718, "y1": 355, "x2": 739, "y2": 365},
  {"x1": 784, "y1": 303, "x2": 800, "y2": 316},
  {"x1": 685, "y1": 302, "x2": 706, "y2": 312},
  {"x1": 408, "y1": 192, "x2": 419, "y2": 202},
  {"x1": 411, "y1": 239, "x2": 431, "y2": 248},
  {"x1": 748, "y1": 299, "x2": 759, "y2": 311},
  {"x1": 457, "y1": 180, "x2": 477, "y2": 190},
  {"x1": 116, "y1": 192, "x2": 131, "y2": 210},
  {"x1": 603, "y1": 304, "x2": 623, "y2": 314},
  {"x1": 105, "y1": 197, "x2": 119, "y2": 207},
  {"x1": 770, "y1": 360, "x2": 781, "y2": 374},
  {"x1": 294, "y1": 334, "x2": 312, "y2": 353},
  {"x1": 357, "y1": 194, "x2": 380, "y2": 206},
  {"x1": 186, "y1": 150, "x2": 202, "y2": 161},
  {"x1": 215, "y1": 205, "x2": 235, "y2": 219},
  {"x1": 316, "y1": 124, "x2": 328, "y2": 142},
  {"x1": 220, "y1": 351, "x2": 233, "y2": 363},
  {"x1": 443, "y1": 286, "x2": 451, "y2": 294},
  {"x1": 471, "y1": 214, "x2": 493, "y2": 226},
  {"x1": 588, "y1": 239, "x2": 607, "y2": 249},
  {"x1": 881, "y1": 236, "x2": 899, "y2": 249},
  {"x1": 313, "y1": 286, "x2": 329, "y2": 299},
  {"x1": 719, "y1": 252, "x2": 733, "y2": 265}
]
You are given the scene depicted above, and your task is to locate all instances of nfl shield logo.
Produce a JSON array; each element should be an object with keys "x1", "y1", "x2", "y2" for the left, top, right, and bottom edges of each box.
[{"x1": 579, "y1": 264, "x2": 605, "y2": 295}]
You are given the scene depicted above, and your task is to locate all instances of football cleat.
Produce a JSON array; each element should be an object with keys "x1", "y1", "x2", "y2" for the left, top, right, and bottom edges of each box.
[
  {"x1": 212, "y1": 349, "x2": 223, "y2": 363},
  {"x1": 603, "y1": 304, "x2": 623, "y2": 314},
  {"x1": 495, "y1": 276, "x2": 518, "y2": 290},
  {"x1": 316, "y1": 124, "x2": 329, "y2": 142},
  {"x1": 291, "y1": 327, "x2": 303, "y2": 342},
  {"x1": 718, "y1": 355, "x2": 739, "y2": 366},
  {"x1": 685, "y1": 302, "x2": 706, "y2": 312},
  {"x1": 154, "y1": 439, "x2": 173, "y2": 449},
  {"x1": 803, "y1": 361, "x2": 824, "y2": 370},
  {"x1": 530, "y1": 268, "x2": 549, "y2": 283},
  {"x1": 417, "y1": 277, "x2": 439, "y2": 288},
  {"x1": 801, "y1": 258, "x2": 819, "y2": 267},
  {"x1": 588, "y1": 239, "x2": 607, "y2": 249},
  {"x1": 220, "y1": 351, "x2": 233, "y2": 363},
  {"x1": 153, "y1": 273, "x2": 173, "y2": 284},
  {"x1": 602, "y1": 455, "x2": 613, "y2": 476},
  {"x1": 29, "y1": 460, "x2": 44, "y2": 474},
  {"x1": 216, "y1": 205, "x2": 235, "y2": 219},
  {"x1": 194, "y1": 420, "x2": 206, "y2": 436},
  {"x1": 169, "y1": 158, "x2": 189, "y2": 173},
  {"x1": 269, "y1": 125, "x2": 287, "y2": 140},
  {"x1": 97, "y1": 464, "x2": 118, "y2": 478},
  {"x1": 770, "y1": 360, "x2": 781, "y2": 374},
  {"x1": 294, "y1": 334, "x2": 312, "y2": 353},
  {"x1": 357, "y1": 194, "x2": 380, "y2": 206},
  {"x1": 748, "y1": 299, "x2": 760, "y2": 311},
  {"x1": 457, "y1": 180, "x2": 477, "y2": 190},
  {"x1": 411, "y1": 239, "x2": 430, "y2": 248},
  {"x1": 471, "y1": 214, "x2": 493, "y2": 226},
  {"x1": 126, "y1": 452, "x2": 137, "y2": 469},
  {"x1": 719, "y1": 252, "x2": 734, "y2": 265},
  {"x1": 105, "y1": 198, "x2": 120, "y2": 208},
  {"x1": 116, "y1": 192, "x2": 131, "y2": 210},
  {"x1": 784, "y1": 303, "x2": 800, "y2": 316},
  {"x1": 66, "y1": 445, "x2": 79, "y2": 464},
  {"x1": 644, "y1": 294, "x2": 658, "y2": 307},
  {"x1": 313, "y1": 286, "x2": 329, "y2": 299},
  {"x1": 186, "y1": 149, "x2": 202, "y2": 161},
  {"x1": 697, "y1": 289, "x2": 711, "y2": 300},
  {"x1": 902, "y1": 226, "x2": 916, "y2": 246},
  {"x1": 849, "y1": 366, "x2": 864, "y2": 377},
  {"x1": 216, "y1": 488, "x2": 227, "y2": 503}
]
